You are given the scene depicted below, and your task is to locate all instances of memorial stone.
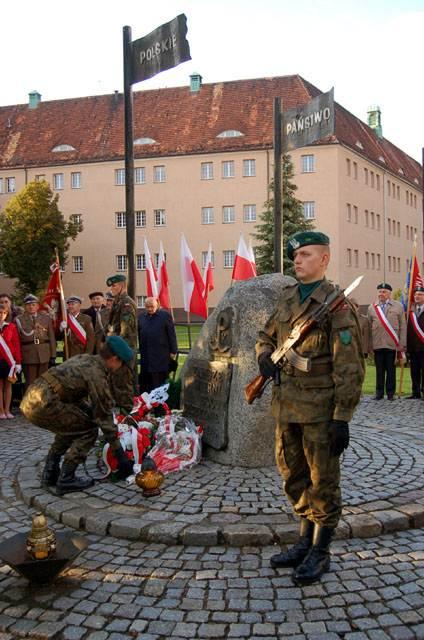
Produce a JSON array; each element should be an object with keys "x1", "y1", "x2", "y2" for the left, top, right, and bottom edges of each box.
[{"x1": 182, "y1": 273, "x2": 296, "y2": 466}]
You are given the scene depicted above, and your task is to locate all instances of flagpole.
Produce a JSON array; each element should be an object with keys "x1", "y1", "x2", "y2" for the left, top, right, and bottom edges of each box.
[
  {"x1": 398, "y1": 235, "x2": 417, "y2": 397},
  {"x1": 55, "y1": 247, "x2": 69, "y2": 360}
]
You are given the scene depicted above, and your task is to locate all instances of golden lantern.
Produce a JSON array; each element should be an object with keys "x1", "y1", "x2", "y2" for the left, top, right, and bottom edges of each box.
[
  {"x1": 26, "y1": 513, "x2": 57, "y2": 560},
  {"x1": 135, "y1": 457, "x2": 164, "y2": 497}
]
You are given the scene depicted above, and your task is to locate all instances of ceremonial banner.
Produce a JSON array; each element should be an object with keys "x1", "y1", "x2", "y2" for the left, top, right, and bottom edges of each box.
[
  {"x1": 180, "y1": 235, "x2": 207, "y2": 319},
  {"x1": 40, "y1": 260, "x2": 63, "y2": 337}
]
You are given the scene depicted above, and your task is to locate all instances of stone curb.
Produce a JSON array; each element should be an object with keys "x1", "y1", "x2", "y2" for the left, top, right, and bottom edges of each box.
[{"x1": 7, "y1": 462, "x2": 424, "y2": 547}]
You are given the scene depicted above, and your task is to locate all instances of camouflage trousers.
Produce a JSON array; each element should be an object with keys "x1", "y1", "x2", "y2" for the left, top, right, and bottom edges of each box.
[
  {"x1": 20, "y1": 378, "x2": 98, "y2": 466},
  {"x1": 275, "y1": 420, "x2": 342, "y2": 528},
  {"x1": 110, "y1": 359, "x2": 137, "y2": 413}
]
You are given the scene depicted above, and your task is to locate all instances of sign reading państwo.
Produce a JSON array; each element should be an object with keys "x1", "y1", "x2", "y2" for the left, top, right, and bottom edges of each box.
[{"x1": 282, "y1": 88, "x2": 334, "y2": 152}]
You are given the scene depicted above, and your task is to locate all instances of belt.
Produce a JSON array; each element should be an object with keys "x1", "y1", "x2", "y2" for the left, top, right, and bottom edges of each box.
[
  {"x1": 282, "y1": 361, "x2": 333, "y2": 377},
  {"x1": 41, "y1": 371, "x2": 66, "y2": 401}
]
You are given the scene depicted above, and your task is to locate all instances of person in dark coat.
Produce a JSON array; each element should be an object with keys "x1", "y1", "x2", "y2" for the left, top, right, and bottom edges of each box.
[
  {"x1": 406, "y1": 286, "x2": 424, "y2": 399},
  {"x1": 83, "y1": 291, "x2": 106, "y2": 329},
  {"x1": 138, "y1": 297, "x2": 178, "y2": 393}
]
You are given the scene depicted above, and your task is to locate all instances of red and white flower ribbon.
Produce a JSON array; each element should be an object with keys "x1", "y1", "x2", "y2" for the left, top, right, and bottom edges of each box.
[
  {"x1": 0, "y1": 334, "x2": 17, "y2": 378},
  {"x1": 373, "y1": 303, "x2": 399, "y2": 347},
  {"x1": 67, "y1": 314, "x2": 87, "y2": 346},
  {"x1": 410, "y1": 311, "x2": 424, "y2": 345}
]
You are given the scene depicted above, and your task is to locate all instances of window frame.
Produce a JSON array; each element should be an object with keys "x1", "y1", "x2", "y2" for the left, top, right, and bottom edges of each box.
[
  {"x1": 243, "y1": 204, "x2": 257, "y2": 223},
  {"x1": 201, "y1": 162, "x2": 214, "y2": 180},
  {"x1": 201, "y1": 207, "x2": 214, "y2": 225},
  {"x1": 222, "y1": 205, "x2": 235, "y2": 224},
  {"x1": 301, "y1": 154, "x2": 315, "y2": 173},
  {"x1": 302, "y1": 201, "x2": 315, "y2": 220},
  {"x1": 154, "y1": 209, "x2": 166, "y2": 227},
  {"x1": 153, "y1": 165, "x2": 166, "y2": 183},
  {"x1": 71, "y1": 171, "x2": 81, "y2": 189},
  {"x1": 243, "y1": 159, "x2": 256, "y2": 177},
  {"x1": 53, "y1": 173, "x2": 64, "y2": 190},
  {"x1": 222, "y1": 160, "x2": 235, "y2": 179},
  {"x1": 116, "y1": 255, "x2": 128, "y2": 271},
  {"x1": 72, "y1": 256, "x2": 84, "y2": 273},
  {"x1": 223, "y1": 249, "x2": 235, "y2": 268}
]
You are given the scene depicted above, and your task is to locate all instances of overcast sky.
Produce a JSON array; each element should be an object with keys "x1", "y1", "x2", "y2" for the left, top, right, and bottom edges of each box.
[{"x1": 2, "y1": 0, "x2": 423, "y2": 162}]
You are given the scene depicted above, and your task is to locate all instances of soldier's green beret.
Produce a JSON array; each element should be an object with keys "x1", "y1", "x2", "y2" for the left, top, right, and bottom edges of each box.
[
  {"x1": 286, "y1": 231, "x2": 330, "y2": 261},
  {"x1": 66, "y1": 295, "x2": 82, "y2": 304},
  {"x1": 23, "y1": 294, "x2": 39, "y2": 304},
  {"x1": 106, "y1": 336, "x2": 133, "y2": 363},
  {"x1": 106, "y1": 274, "x2": 126, "y2": 287},
  {"x1": 377, "y1": 282, "x2": 392, "y2": 291}
]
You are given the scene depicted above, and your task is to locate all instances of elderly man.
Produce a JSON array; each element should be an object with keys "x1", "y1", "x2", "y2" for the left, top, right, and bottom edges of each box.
[
  {"x1": 15, "y1": 294, "x2": 56, "y2": 387},
  {"x1": 20, "y1": 336, "x2": 135, "y2": 494},
  {"x1": 406, "y1": 286, "x2": 424, "y2": 399},
  {"x1": 256, "y1": 231, "x2": 364, "y2": 585},
  {"x1": 367, "y1": 283, "x2": 406, "y2": 400},
  {"x1": 94, "y1": 292, "x2": 114, "y2": 354},
  {"x1": 64, "y1": 295, "x2": 95, "y2": 358},
  {"x1": 138, "y1": 297, "x2": 178, "y2": 392},
  {"x1": 83, "y1": 291, "x2": 106, "y2": 329}
]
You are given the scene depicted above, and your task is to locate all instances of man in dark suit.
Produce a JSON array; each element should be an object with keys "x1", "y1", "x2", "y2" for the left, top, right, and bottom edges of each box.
[
  {"x1": 407, "y1": 286, "x2": 424, "y2": 399},
  {"x1": 83, "y1": 292, "x2": 105, "y2": 329},
  {"x1": 138, "y1": 297, "x2": 178, "y2": 392}
]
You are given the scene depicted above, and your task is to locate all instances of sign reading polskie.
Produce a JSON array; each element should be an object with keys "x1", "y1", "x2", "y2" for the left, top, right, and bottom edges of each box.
[
  {"x1": 282, "y1": 88, "x2": 335, "y2": 152},
  {"x1": 131, "y1": 14, "x2": 191, "y2": 84}
]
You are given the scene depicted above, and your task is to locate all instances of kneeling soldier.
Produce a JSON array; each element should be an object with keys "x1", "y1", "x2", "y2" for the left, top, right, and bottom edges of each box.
[{"x1": 20, "y1": 336, "x2": 134, "y2": 494}]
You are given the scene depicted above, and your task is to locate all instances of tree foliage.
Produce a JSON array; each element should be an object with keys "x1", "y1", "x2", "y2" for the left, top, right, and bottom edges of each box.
[
  {"x1": 0, "y1": 180, "x2": 81, "y2": 297},
  {"x1": 253, "y1": 154, "x2": 314, "y2": 277}
]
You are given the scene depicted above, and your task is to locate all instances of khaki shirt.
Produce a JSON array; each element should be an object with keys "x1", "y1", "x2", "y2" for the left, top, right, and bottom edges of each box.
[
  {"x1": 367, "y1": 299, "x2": 406, "y2": 351},
  {"x1": 107, "y1": 293, "x2": 137, "y2": 349},
  {"x1": 256, "y1": 279, "x2": 365, "y2": 424},
  {"x1": 16, "y1": 311, "x2": 56, "y2": 364}
]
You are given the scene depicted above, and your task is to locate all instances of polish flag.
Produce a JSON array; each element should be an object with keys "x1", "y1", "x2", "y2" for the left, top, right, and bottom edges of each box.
[
  {"x1": 248, "y1": 239, "x2": 257, "y2": 276},
  {"x1": 157, "y1": 241, "x2": 171, "y2": 310},
  {"x1": 180, "y1": 235, "x2": 208, "y2": 319},
  {"x1": 144, "y1": 238, "x2": 158, "y2": 298},
  {"x1": 203, "y1": 243, "x2": 215, "y2": 304},
  {"x1": 232, "y1": 234, "x2": 257, "y2": 281}
]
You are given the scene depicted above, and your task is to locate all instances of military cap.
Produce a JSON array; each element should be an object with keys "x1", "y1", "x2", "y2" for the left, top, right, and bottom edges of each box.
[
  {"x1": 104, "y1": 291, "x2": 114, "y2": 300},
  {"x1": 287, "y1": 231, "x2": 330, "y2": 261},
  {"x1": 89, "y1": 291, "x2": 104, "y2": 299},
  {"x1": 23, "y1": 294, "x2": 39, "y2": 304},
  {"x1": 414, "y1": 286, "x2": 424, "y2": 293},
  {"x1": 377, "y1": 283, "x2": 392, "y2": 291},
  {"x1": 106, "y1": 336, "x2": 133, "y2": 363},
  {"x1": 66, "y1": 295, "x2": 82, "y2": 304},
  {"x1": 106, "y1": 274, "x2": 126, "y2": 287}
]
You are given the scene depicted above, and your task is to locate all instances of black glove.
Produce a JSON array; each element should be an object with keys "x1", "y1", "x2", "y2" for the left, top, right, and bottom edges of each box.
[
  {"x1": 48, "y1": 357, "x2": 56, "y2": 368},
  {"x1": 114, "y1": 445, "x2": 134, "y2": 480},
  {"x1": 328, "y1": 420, "x2": 350, "y2": 456},
  {"x1": 168, "y1": 357, "x2": 178, "y2": 373},
  {"x1": 258, "y1": 352, "x2": 277, "y2": 378}
]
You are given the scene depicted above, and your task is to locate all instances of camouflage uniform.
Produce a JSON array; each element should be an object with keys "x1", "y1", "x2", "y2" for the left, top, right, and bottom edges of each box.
[
  {"x1": 256, "y1": 279, "x2": 364, "y2": 528},
  {"x1": 106, "y1": 293, "x2": 138, "y2": 411},
  {"x1": 20, "y1": 354, "x2": 121, "y2": 465}
]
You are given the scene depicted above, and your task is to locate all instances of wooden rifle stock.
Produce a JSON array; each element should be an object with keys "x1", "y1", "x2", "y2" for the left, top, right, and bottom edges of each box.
[{"x1": 244, "y1": 374, "x2": 268, "y2": 405}]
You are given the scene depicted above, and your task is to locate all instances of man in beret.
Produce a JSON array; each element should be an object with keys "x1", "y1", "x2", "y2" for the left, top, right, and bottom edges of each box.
[
  {"x1": 15, "y1": 294, "x2": 57, "y2": 388},
  {"x1": 20, "y1": 336, "x2": 135, "y2": 494},
  {"x1": 83, "y1": 292, "x2": 106, "y2": 330},
  {"x1": 256, "y1": 231, "x2": 364, "y2": 585},
  {"x1": 105, "y1": 274, "x2": 138, "y2": 410},
  {"x1": 63, "y1": 296, "x2": 95, "y2": 358},
  {"x1": 367, "y1": 283, "x2": 406, "y2": 400},
  {"x1": 406, "y1": 286, "x2": 424, "y2": 399}
]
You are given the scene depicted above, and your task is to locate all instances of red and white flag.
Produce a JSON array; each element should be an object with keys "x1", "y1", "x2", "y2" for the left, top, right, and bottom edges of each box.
[
  {"x1": 248, "y1": 239, "x2": 257, "y2": 276},
  {"x1": 232, "y1": 234, "x2": 257, "y2": 281},
  {"x1": 157, "y1": 241, "x2": 171, "y2": 310},
  {"x1": 180, "y1": 235, "x2": 208, "y2": 319},
  {"x1": 144, "y1": 238, "x2": 158, "y2": 298},
  {"x1": 40, "y1": 259, "x2": 64, "y2": 337},
  {"x1": 203, "y1": 243, "x2": 215, "y2": 304}
]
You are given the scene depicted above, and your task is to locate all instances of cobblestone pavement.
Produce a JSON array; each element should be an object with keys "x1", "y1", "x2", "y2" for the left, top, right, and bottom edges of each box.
[{"x1": 0, "y1": 397, "x2": 422, "y2": 639}]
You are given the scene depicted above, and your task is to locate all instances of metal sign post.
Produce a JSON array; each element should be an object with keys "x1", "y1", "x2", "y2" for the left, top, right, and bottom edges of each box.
[{"x1": 273, "y1": 98, "x2": 283, "y2": 273}]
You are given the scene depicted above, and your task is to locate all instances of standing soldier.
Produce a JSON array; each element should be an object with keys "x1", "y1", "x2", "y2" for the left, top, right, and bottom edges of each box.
[
  {"x1": 63, "y1": 296, "x2": 95, "y2": 358},
  {"x1": 16, "y1": 294, "x2": 56, "y2": 388},
  {"x1": 105, "y1": 274, "x2": 137, "y2": 410},
  {"x1": 20, "y1": 336, "x2": 135, "y2": 494},
  {"x1": 406, "y1": 286, "x2": 424, "y2": 399},
  {"x1": 256, "y1": 231, "x2": 364, "y2": 585}
]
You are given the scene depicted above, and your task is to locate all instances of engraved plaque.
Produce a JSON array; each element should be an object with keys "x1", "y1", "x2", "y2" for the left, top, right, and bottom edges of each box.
[{"x1": 183, "y1": 358, "x2": 233, "y2": 450}]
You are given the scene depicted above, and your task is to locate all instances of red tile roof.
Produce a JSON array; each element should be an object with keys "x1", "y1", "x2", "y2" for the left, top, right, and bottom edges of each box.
[{"x1": 0, "y1": 74, "x2": 421, "y2": 188}]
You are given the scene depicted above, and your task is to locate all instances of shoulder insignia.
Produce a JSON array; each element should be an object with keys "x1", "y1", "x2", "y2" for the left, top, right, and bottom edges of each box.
[{"x1": 339, "y1": 329, "x2": 352, "y2": 345}]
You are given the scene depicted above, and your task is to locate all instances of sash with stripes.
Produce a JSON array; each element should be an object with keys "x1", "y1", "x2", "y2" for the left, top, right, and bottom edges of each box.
[
  {"x1": 0, "y1": 333, "x2": 17, "y2": 378},
  {"x1": 410, "y1": 311, "x2": 424, "y2": 345},
  {"x1": 373, "y1": 303, "x2": 399, "y2": 347},
  {"x1": 67, "y1": 314, "x2": 87, "y2": 346}
]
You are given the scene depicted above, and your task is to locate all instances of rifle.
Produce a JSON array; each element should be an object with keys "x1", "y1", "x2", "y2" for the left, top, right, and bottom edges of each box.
[{"x1": 245, "y1": 276, "x2": 363, "y2": 404}]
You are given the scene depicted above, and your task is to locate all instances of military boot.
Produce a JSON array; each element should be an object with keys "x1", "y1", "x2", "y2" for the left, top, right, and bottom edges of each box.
[
  {"x1": 56, "y1": 461, "x2": 94, "y2": 495},
  {"x1": 292, "y1": 524, "x2": 334, "y2": 585},
  {"x1": 41, "y1": 453, "x2": 62, "y2": 487},
  {"x1": 270, "y1": 518, "x2": 314, "y2": 568}
]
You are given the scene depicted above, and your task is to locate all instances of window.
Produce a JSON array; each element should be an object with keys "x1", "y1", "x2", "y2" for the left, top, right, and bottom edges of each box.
[
  {"x1": 346, "y1": 158, "x2": 351, "y2": 176},
  {"x1": 223, "y1": 250, "x2": 235, "y2": 268},
  {"x1": 353, "y1": 205, "x2": 358, "y2": 224},
  {"x1": 115, "y1": 169, "x2": 125, "y2": 185},
  {"x1": 365, "y1": 252, "x2": 369, "y2": 269},
  {"x1": 364, "y1": 168, "x2": 368, "y2": 185},
  {"x1": 201, "y1": 162, "x2": 213, "y2": 180},
  {"x1": 222, "y1": 161, "x2": 235, "y2": 178},
  {"x1": 136, "y1": 254, "x2": 146, "y2": 270},
  {"x1": 115, "y1": 212, "x2": 126, "y2": 228},
  {"x1": 72, "y1": 256, "x2": 83, "y2": 272},
  {"x1": 303, "y1": 201, "x2": 315, "y2": 219},
  {"x1": 136, "y1": 210, "x2": 146, "y2": 227},
  {"x1": 346, "y1": 203, "x2": 351, "y2": 222},
  {"x1": 376, "y1": 174, "x2": 380, "y2": 190},
  {"x1": 376, "y1": 213, "x2": 381, "y2": 230},
  {"x1": 346, "y1": 249, "x2": 352, "y2": 267},
  {"x1": 392, "y1": 182, "x2": 395, "y2": 197},
  {"x1": 53, "y1": 173, "x2": 64, "y2": 190},
  {"x1": 388, "y1": 256, "x2": 392, "y2": 272},
  {"x1": 243, "y1": 159, "x2": 256, "y2": 177},
  {"x1": 377, "y1": 254, "x2": 381, "y2": 270},
  {"x1": 370, "y1": 171, "x2": 375, "y2": 188},
  {"x1": 134, "y1": 138, "x2": 156, "y2": 145},
  {"x1": 0, "y1": 178, "x2": 3, "y2": 193},
  {"x1": 371, "y1": 253, "x2": 375, "y2": 270},
  {"x1": 397, "y1": 221, "x2": 400, "y2": 237},
  {"x1": 71, "y1": 172, "x2": 81, "y2": 189},
  {"x1": 397, "y1": 257, "x2": 400, "y2": 272},
  {"x1": 222, "y1": 206, "x2": 235, "y2": 224},
  {"x1": 116, "y1": 255, "x2": 127, "y2": 271},
  {"x1": 370, "y1": 211, "x2": 375, "y2": 229},
  {"x1": 365, "y1": 210, "x2": 369, "y2": 227},
  {"x1": 243, "y1": 204, "x2": 256, "y2": 223},
  {"x1": 388, "y1": 218, "x2": 391, "y2": 235},
  {"x1": 301, "y1": 155, "x2": 315, "y2": 173},
  {"x1": 52, "y1": 144, "x2": 76, "y2": 152},
  {"x1": 35, "y1": 174, "x2": 46, "y2": 182},
  {"x1": 387, "y1": 180, "x2": 391, "y2": 196},
  {"x1": 154, "y1": 209, "x2": 166, "y2": 226},
  {"x1": 202, "y1": 251, "x2": 215, "y2": 269},
  {"x1": 201, "y1": 207, "x2": 214, "y2": 225},
  {"x1": 354, "y1": 250, "x2": 359, "y2": 268},
  {"x1": 70, "y1": 213, "x2": 82, "y2": 226},
  {"x1": 353, "y1": 162, "x2": 358, "y2": 179},
  {"x1": 153, "y1": 165, "x2": 166, "y2": 183},
  {"x1": 406, "y1": 225, "x2": 410, "y2": 240},
  {"x1": 217, "y1": 130, "x2": 244, "y2": 138},
  {"x1": 135, "y1": 167, "x2": 146, "y2": 184},
  {"x1": 137, "y1": 295, "x2": 147, "y2": 308}
]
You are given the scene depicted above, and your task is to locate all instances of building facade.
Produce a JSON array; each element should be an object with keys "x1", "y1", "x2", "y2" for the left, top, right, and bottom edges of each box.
[{"x1": 0, "y1": 75, "x2": 422, "y2": 310}]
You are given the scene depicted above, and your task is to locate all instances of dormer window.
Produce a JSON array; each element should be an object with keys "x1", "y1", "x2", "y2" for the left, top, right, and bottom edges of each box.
[
  {"x1": 414, "y1": 178, "x2": 419, "y2": 185},
  {"x1": 378, "y1": 155, "x2": 386, "y2": 163},
  {"x1": 134, "y1": 137, "x2": 157, "y2": 145},
  {"x1": 52, "y1": 144, "x2": 76, "y2": 152},
  {"x1": 398, "y1": 168, "x2": 404, "y2": 175},
  {"x1": 355, "y1": 140, "x2": 363, "y2": 150},
  {"x1": 217, "y1": 130, "x2": 244, "y2": 138}
]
